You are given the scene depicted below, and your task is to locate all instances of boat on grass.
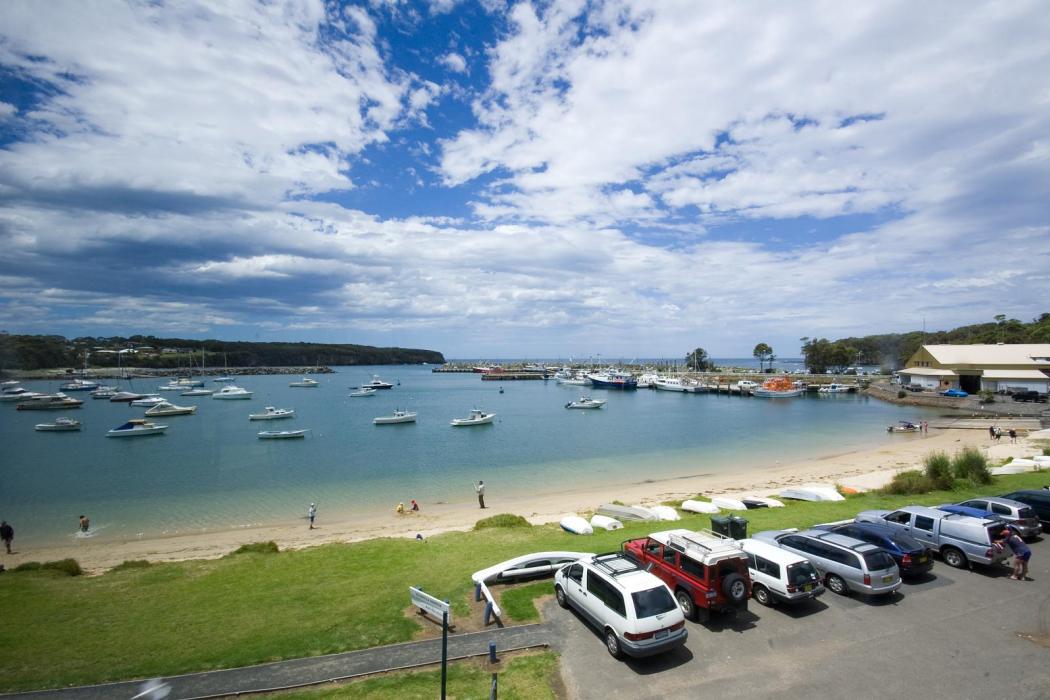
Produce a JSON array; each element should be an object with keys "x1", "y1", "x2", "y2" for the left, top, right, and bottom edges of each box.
[
  {"x1": 451, "y1": 408, "x2": 495, "y2": 426},
  {"x1": 107, "y1": 419, "x2": 168, "y2": 437},
  {"x1": 778, "y1": 484, "x2": 845, "y2": 502},
  {"x1": 711, "y1": 496, "x2": 749, "y2": 511},
  {"x1": 565, "y1": 396, "x2": 605, "y2": 409},
  {"x1": 249, "y1": 406, "x2": 295, "y2": 421},
  {"x1": 145, "y1": 401, "x2": 197, "y2": 416},
  {"x1": 560, "y1": 515, "x2": 593, "y2": 535},
  {"x1": 596, "y1": 503, "x2": 658, "y2": 522},
  {"x1": 258, "y1": 429, "x2": 310, "y2": 439},
  {"x1": 646, "y1": 505, "x2": 682, "y2": 521},
  {"x1": 35, "y1": 417, "x2": 82, "y2": 432},
  {"x1": 742, "y1": 497, "x2": 784, "y2": 509},
  {"x1": 589, "y1": 514, "x2": 623, "y2": 531},
  {"x1": 373, "y1": 409, "x2": 416, "y2": 425},
  {"x1": 682, "y1": 499, "x2": 720, "y2": 514}
]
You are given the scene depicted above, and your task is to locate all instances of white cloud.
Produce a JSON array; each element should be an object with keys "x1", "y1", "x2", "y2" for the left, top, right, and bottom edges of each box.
[
  {"x1": 440, "y1": 52, "x2": 468, "y2": 73},
  {"x1": 0, "y1": 101, "x2": 15, "y2": 119}
]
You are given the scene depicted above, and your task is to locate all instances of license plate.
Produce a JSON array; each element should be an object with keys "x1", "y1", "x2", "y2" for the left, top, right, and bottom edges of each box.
[
  {"x1": 655, "y1": 629, "x2": 669, "y2": 640},
  {"x1": 882, "y1": 575, "x2": 895, "y2": 583},
  {"x1": 803, "y1": 583, "x2": 814, "y2": 592},
  {"x1": 917, "y1": 556, "x2": 927, "y2": 564}
]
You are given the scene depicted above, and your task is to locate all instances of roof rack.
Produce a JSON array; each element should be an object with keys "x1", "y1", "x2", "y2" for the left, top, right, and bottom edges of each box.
[
  {"x1": 591, "y1": 552, "x2": 642, "y2": 577},
  {"x1": 667, "y1": 530, "x2": 745, "y2": 559}
]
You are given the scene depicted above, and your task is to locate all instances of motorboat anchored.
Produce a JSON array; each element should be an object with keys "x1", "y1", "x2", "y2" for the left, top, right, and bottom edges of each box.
[
  {"x1": 180, "y1": 388, "x2": 214, "y2": 396},
  {"x1": 145, "y1": 401, "x2": 197, "y2": 416},
  {"x1": 249, "y1": 406, "x2": 295, "y2": 421},
  {"x1": 1, "y1": 388, "x2": 42, "y2": 402},
  {"x1": 585, "y1": 370, "x2": 638, "y2": 390},
  {"x1": 289, "y1": 378, "x2": 319, "y2": 388},
  {"x1": 17, "y1": 394, "x2": 84, "y2": 410},
  {"x1": 349, "y1": 388, "x2": 377, "y2": 397},
  {"x1": 361, "y1": 375, "x2": 394, "y2": 390},
  {"x1": 130, "y1": 395, "x2": 165, "y2": 407},
  {"x1": 654, "y1": 376, "x2": 704, "y2": 393},
  {"x1": 258, "y1": 429, "x2": 310, "y2": 439},
  {"x1": 213, "y1": 385, "x2": 252, "y2": 400},
  {"x1": 565, "y1": 396, "x2": 605, "y2": 409},
  {"x1": 59, "y1": 379, "x2": 98, "y2": 392},
  {"x1": 752, "y1": 377, "x2": 804, "y2": 398},
  {"x1": 35, "y1": 417, "x2": 82, "y2": 432},
  {"x1": 107, "y1": 419, "x2": 168, "y2": 437},
  {"x1": 373, "y1": 409, "x2": 416, "y2": 425},
  {"x1": 451, "y1": 408, "x2": 495, "y2": 426},
  {"x1": 818, "y1": 383, "x2": 855, "y2": 394},
  {"x1": 109, "y1": 391, "x2": 145, "y2": 403}
]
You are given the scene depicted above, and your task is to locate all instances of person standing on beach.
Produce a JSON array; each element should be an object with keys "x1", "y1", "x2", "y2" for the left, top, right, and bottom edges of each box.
[
  {"x1": 989, "y1": 425, "x2": 996, "y2": 440},
  {"x1": 78, "y1": 515, "x2": 89, "y2": 534},
  {"x1": 307, "y1": 503, "x2": 316, "y2": 529},
  {"x1": 475, "y1": 480, "x2": 486, "y2": 509},
  {"x1": 1008, "y1": 428, "x2": 1017, "y2": 443},
  {"x1": 0, "y1": 521, "x2": 13, "y2": 554}
]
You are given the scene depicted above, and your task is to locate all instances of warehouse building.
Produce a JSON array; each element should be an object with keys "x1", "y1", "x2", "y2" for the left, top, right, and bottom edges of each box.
[{"x1": 898, "y1": 344, "x2": 1050, "y2": 394}]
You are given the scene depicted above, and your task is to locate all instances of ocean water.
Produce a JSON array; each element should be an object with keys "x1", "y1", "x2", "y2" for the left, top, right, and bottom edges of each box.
[{"x1": 0, "y1": 366, "x2": 939, "y2": 548}]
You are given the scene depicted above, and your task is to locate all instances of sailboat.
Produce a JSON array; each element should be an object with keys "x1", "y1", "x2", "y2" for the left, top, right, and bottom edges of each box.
[{"x1": 213, "y1": 352, "x2": 233, "y2": 382}]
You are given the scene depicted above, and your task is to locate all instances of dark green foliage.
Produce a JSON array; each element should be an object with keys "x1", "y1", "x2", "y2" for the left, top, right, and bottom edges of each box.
[
  {"x1": 952, "y1": 447, "x2": 992, "y2": 485},
  {"x1": 229, "y1": 541, "x2": 279, "y2": 555},
  {"x1": 109, "y1": 560, "x2": 151, "y2": 573},
  {"x1": 12, "y1": 562, "x2": 42, "y2": 572},
  {"x1": 473, "y1": 514, "x2": 531, "y2": 530},
  {"x1": 978, "y1": 390, "x2": 995, "y2": 404},
  {"x1": 923, "y1": 451, "x2": 954, "y2": 490},
  {"x1": 11, "y1": 560, "x2": 82, "y2": 576},
  {"x1": 882, "y1": 470, "x2": 934, "y2": 495},
  {"x1": 685, "y1": 347, "x2": 715, "y2": 371},
  {"x1": 897, "y1": 390, "x2": 907, "y2": 399}
]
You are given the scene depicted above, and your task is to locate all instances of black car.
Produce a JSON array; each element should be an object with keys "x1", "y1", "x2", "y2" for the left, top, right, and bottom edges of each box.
[
  {"x1": 1011, "y1": 390, "x2": 1047, "y2": 403},
  {"x1": 1000, "y1": 489, "x2": 1050, "y2": 527},
  {"x1": 814, "y1": 522, "x2": 934, "y2": 576}
]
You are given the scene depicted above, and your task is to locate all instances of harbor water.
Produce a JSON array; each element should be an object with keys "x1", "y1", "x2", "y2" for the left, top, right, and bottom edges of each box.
[{"x1": 0, "y1": 366, "x2": 940, "y2": 548}]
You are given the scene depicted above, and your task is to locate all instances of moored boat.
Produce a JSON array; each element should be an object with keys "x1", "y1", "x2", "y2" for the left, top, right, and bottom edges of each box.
[
  {"x1": 249, "y1": 406, "x2": 295, "y2": 421},
  {"x1": 109, "y1": 391, "x2": 145, "y2": 403},
  {"x1": 258, "y1": 429, "x2": 309, "y2": 439},
  {"x1": 213, "y1": 385, "x2": 252, "y2": 400},
  {"x1": 144, "y1": 401, "x2": 197, "y2": 416},
  {"x1": 373, "y1": 409, "x2": 416, "y2": 425},
  {"x1": 451, "y1": 408, "x2": 495, "y2": 426},
  {"x1": 586, "y1": 369, "x2": 638, "y2": 390},
  {"x1": 1, "y1": 388, "x2": 42, "y2": 402},
  {"x1": 59, "y1": 379, "x2": 98, "y2": 391},
  {"x1": 887, "y1": 420, "x2": 920, "y2": 433},
  {"x1": 289, "y1": 378, "x2": 319, "y2": 388},
  {"x1": 565, "y1": 396, "x2": 605, "y2": 409},
  {"x1": 34, "y1": 417, "x2": 82, "y2": 432},
  {"x1": 130, "y1": 395, "x2": 165, "y2": 407},
  {"x1": 349, "y1": 388, "x2": 377, "y2": 397},
  {"x1": 361, "y1": 375, "x2": 394, "y2": 390},
  {"x1": 107, "y1": 419, "x2": 168, "y2": 437},
  {"x1": 752, "y1": 377, "x2": 804, "y2": 398},
  {"x1": 17, "y1": 394, "x2": 84, "y2": 410},
  {"x1": 180, "y1": 388, "x2": 214, "y2": 396}
]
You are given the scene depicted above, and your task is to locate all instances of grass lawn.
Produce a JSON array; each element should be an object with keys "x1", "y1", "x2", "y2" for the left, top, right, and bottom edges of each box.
[{"x1": 0, "y1": 471, "x2": 1047, "y2": 692}]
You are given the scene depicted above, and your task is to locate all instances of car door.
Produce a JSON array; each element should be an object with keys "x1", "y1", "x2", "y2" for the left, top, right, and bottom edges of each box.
[
  {"x1": 564, "y1": 563, "x2": 588, "y2": 614},
  {"x1": 907, "y1": 515, "x2": 938, "y2": 548},
  {"x1": 879, "y1": 510, "x2": 912, "y2": 536}
]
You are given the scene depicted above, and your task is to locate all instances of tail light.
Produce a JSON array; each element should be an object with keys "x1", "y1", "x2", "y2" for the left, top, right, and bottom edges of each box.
[
  {"x1": 863, "y1": 573, "x2": 871, "y2": 586},
  {"x1": 786, "y1": 584, "x2": 798, "y2": 593},
  {"x1": 624, "y1": 630, "x2": 653, "y2": 641},
  {"x1": 901, "y1": 553, "x2": 912, "y2": 567}
]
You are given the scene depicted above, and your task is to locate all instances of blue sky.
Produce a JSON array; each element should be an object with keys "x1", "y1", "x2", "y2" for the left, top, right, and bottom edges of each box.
[{"x1": 1, "y1": 1, "x2": 1048, "y2": 358}]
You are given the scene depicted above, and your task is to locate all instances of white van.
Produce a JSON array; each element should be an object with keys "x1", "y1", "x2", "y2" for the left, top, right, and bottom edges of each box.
[{"x1": 738, "y1": 538, "x2": 825, "y2": 606}]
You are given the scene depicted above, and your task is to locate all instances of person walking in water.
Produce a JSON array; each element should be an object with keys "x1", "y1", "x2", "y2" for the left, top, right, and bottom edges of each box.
[
  {"x1": 307, "y1": 503, "x2": 317, "y2": 529},
  {"x1": 0, "y1": 520, "x2": 13, "y2": 554},
  {"x1": 78, "y1": 515, "x2": 90, "y2": 534},
  {"x1": 475, "y1": 480, "x2": 486, "y2": 509}
]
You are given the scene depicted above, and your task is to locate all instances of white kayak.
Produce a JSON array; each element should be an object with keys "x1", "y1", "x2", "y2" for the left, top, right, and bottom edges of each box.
[
  {"x1": 711, "y1": 496, "x2": 749, "y2": 511},
  {"x1": 644, "y1": 505, "x2": 681, "y2": 521},
  {"x1": 560, "y1": 515, "x2": 593, "y2": 535},
  {"x1": 682, "y1": 499, "x2": 720, "y2": 514},
  {"x1": 589, "y1": 514, "x2": 623, "y2": 531}
]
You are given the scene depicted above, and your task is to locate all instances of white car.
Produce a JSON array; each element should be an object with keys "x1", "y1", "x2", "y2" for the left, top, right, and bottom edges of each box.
[
  {"x1": 554, "y1": 553, "x2": 687, "y2": 659},
  {"x1": 738, "y1": 538, "x2": 825, "y2": 607}
]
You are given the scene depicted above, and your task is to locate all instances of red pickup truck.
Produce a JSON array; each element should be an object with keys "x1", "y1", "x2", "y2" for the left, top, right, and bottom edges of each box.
[{"x1": 623, "y1": 529, "x2": 751, "y2": 621}]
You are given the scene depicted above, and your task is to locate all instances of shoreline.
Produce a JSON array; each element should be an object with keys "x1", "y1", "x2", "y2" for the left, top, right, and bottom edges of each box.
[{"x1": 3, "y1": 427, "x2": 1040, "y2": 573}]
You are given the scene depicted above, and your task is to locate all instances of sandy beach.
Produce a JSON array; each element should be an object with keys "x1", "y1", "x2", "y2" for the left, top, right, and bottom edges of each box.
[{"x1": 3, "y1": 427, "x2": 1043, "y2": 573}]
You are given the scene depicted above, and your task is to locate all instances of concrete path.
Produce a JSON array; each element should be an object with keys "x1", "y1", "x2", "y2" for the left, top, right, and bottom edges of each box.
[{"x1": 5, "y1": 624, "x2": 551, "y2": 700}]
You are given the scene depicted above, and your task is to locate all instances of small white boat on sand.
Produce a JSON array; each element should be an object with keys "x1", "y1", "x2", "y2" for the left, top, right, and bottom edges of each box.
[
  {"x1": 596, "y1": 503, "x2": 658, "y2": 521},
  {"x1": 589, "y1": 514, "x2": 623, "y2": 531},
  {"x1": 289, "y1": 378, "x2": 319, "y2": 388},
  {"x1": 213, "y1": 385, "x2": 252, "y2": 400},
  {"x1": 711, "y1": 496, "x2": 749, "y2": 511},
  {"x1": 107, "y1": 419, "x2": 168, "y2": 437},
  {"x1": 778, "y1": 484, "x2": 845, "y2": 502},
  {"x1": 645, "y1": 505, "x2": 682, "y2": 521},
  {"x1": 742, "y1": 497, "x2": 784, "y2": 509},
  {"x1": 565, "y1": 396, "x2": 605, "y2": 409},
  {"x1": 991, "y1": 458, "x2": 1039, "y2": 475},
  {"x1": 560, "y1": 515, "x2": 593, "y2": 535},
  {"x1": 682, "y1": 499, "x2": 720, "y2": 514},
  {"x1": 349, "y1": 388, "x2": 377, "y2": 397},
  {"x1": 35, "y1": 417, "x2": 82, "y2": 432},
  {"x1": 451, "y1": 408, "x2": 495, "y2": 426},
  {"x1": 249, "y1": 406, "x2": 295, "y2": 421},
  {"x1": 373, "y1": 409, "x2": 416, "y2": 425},
  {"x1": 145, "y1": 401, "x2": 197, "y2": 416},
  {"x1": 258, "y1": 429, "x2": 309, "y2": 439}
]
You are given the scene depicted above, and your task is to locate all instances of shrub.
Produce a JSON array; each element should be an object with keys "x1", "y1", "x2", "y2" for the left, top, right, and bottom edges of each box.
[
  {"x1": 12, "y1": 561, "x2": 42, "y2": 572},
  {"x1": 229, "y1": 541, "x2": 279, "y2": 556},
  {"x1": 474, "y1": 514, "x2": 531, "y2": 530},
  {"x1": 882, "y1": 470, "x2": 934, "y2": 495},
  {"x1": 1044, "y1": 447, "x2": 1050, "y2": 457},
  {"x1": 978, "y1": 390, "x2": 995, "y2": 404},
  {"x1": 42, "y1": 559, "x2": 83, "y2": 576},
  {"x1": 923, "y1": 451, "x2": 954, "y2": 490},
  {"x1": 897, "y1": 390, "x2": 907, "y2": 399},
  {"x1": 110, "y1": 560, "x2": 151, "y2": 573},
  {"x1": 952, "y1": 447, "x2": 992, "y2": 485}
]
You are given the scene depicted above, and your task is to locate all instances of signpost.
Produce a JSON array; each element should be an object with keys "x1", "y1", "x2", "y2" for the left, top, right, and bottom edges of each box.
[{"x1": 410, "y1": 587, "x2": 452, "y2": 699}]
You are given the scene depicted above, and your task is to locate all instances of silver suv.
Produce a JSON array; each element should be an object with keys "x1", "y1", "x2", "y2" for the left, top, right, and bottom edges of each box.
[
  {"x1": 554, "y1": 553, "x2": 687, "y2": 659},
  {"x1": 753, "y1": 529, "x2": 901, "y2": 597}
]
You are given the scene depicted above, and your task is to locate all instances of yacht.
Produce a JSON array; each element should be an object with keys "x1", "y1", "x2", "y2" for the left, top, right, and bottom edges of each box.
[
  {"x1": 373, "y1": 409, "x2": 417, "y2": 425},
  {"x1": 289, "y1": 378, "x2": 319, "y2": 388},
  {"x1": 16, "y1": 394, "x2": 84, "y2": 410},
  {"x1": 360, "y1": 375, "x2": 394, "y2": 390},
  {"x1": 349, "y1": 387, "x2": 377, "y2": 397},
  {"x1": 249, "y1": 406, "x2": 295, "y2": 421},
  {"x1": 109, "y1": 391, "x2": 145, "y2": 403},
  {"x1": 451, "y1": 408, "x2": 496, "y2": 426},
  {"x1": 258, "y1": 429, "x2": 309, "y2": 439},
  {"x1": 59, "y1": 379, "x2": 99, "y2": 392},
  {"x1": 107, "y1": 419, "x2": 168, "y2": 437},
  {"x1": 144, "y1": 401, "x2": 197, "y2": 416},
  {"x1": 565, "y1": 396, "x2": 606, "y2": 409},
  {"x1": 0, "y1": 387, "x2": 41, "y2": 402},
  {"x1": 34, "y1": 417, "x2": 82, "y2": 432},
  {"x1": 130, "y1": 395, "x2": 165, "y2": 407},
  {"x1": 213, "y1": 385, "x2": 252, "y2": 400},
  {"x1": 180, "y1": 388, "x2": 214, "y2": 396}
]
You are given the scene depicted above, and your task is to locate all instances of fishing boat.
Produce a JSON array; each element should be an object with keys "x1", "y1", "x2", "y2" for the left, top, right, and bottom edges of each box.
[
  {"x1": 130, "y1": 395, "x2": 165, "y2": 407},
  {"x1": 654, "y1": 376, "x2": 705, "y2": 393},
  {"x1": 349, "y1": 387, "x2": 376, "y2": 397},
  {"x1": 258, "y1": 429, "x2": 309, "y2": 439},
  {"x1": 249, "y1": 406, "x2": 295, "y2": 421},
  {"x1": 289, "y1": 378, "x2": 319, "y2": 388},
  {"x1": 107, "y1": 419, "x2": 168, "y2": 437},
  {"x1": 373, "y1": 409, "x2": 416, "y2": 425},
  {"x1": 59, "y1": 379, "x2": 98, "y2": 392},
  {"x1": 34, "y1": 417, "x2": 82, "y2": 432},
  {"x1": 361, "y1": 375, "x2": 394, "y2": 390},
  {"x1": 17, "y1": 394, "x2": 84, "y2": 410},
  {"x1": 213, "y1": 385, "x2": 252, "y2": 400},
  {"x1": 450, "y1": 408, "x2": 495, "y2": 426},
  {"x1": 752, "y1": 376, "x2": 804, "y2": 398},
  {"x1": 887, "y1": 420, "x2": 920, "y2": 433},
  {"x1": 636, "y1": 372, "x2": 660, "y2": 388},
  {"x1": 565, "y1": 396, "x2": 605, "y2": 409},
  {"x1": 144, "y1": 401, "x2": 197, "y2": 416},
  {"x1": 180, "y1": 388, "x2": 214, "y2": 396},
  {"x1": 585, "y1": 369, "x2": 638, "y2": 390}
]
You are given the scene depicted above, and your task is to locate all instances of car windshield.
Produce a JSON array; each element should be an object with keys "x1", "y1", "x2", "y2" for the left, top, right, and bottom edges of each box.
[
  {"x1": 862, "y1": 551, "x2": 896, "y2": 571},
  {"x1": 631, "y1": 586, "x2": 677, "y2": 618},
  {"x1": 787, "y1": 561, "x2": 819, "y2": 585}
]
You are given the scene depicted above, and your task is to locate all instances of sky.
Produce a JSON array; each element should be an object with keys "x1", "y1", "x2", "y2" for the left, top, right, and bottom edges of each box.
[{"x1": 1, "y1": 1, "x2": 1048, "y2": 359}]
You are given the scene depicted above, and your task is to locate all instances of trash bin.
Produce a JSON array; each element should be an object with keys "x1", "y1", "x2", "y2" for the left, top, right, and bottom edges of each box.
[
  {"x1": 728, "y1": 515, "x2": 748, "y2": 540},
  {"x1": 710, "y1": 514, "x2": 732, "y2": 537}
]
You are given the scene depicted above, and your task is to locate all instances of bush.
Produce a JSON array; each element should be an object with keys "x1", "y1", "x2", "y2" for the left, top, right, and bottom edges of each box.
[
  {"x1": 923, "y1": 451, "x2": 954, "y2": 490},
  {"x1": 978, "y1": 390, "x2": 995, "y2": 404},
  {"x1": 952, "y1": 447, "x2": 992, "y2": 485},
  {"x1": 474, "y1": 514, "x2": 531, "y2": 530},
  {"x1": 229, "y1": 541, "x2": 279, "y2": 556},
  {"x1": 12, "y1": 561, "x2": 42, "y2": 572},
  {"x1": 36, "y1": 559, "x2": 82, "y2": 576},
  {"x1": 110, "y1": 560, "x2": 151, "y2": 573},
  {"x1": 897, "y1": 390, "x2": 907, "y2": 399},
  {"x1": 882, "y1": 470, "x2": 934, "y2": 495}
]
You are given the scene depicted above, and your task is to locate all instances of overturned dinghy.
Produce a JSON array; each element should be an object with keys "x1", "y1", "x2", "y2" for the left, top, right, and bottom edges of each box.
[
  {"x1": 778, "y1": 484, "x2": 845, "y2": 502},
  {"x1": 711, "y1": 496, "x2": 749, "y2": 511},
  {"x1": 682, "y1": 499, "x2": 720, "y2": 514},
  {"x1": 471, "y1": 551, "x2": 594, "y2": 585},
  {"x1": 643, "y1": 505, "x2": 681, "y2": 521},
  {"x1": 596, "y1": 503, "x2": 659, "y2": 522},
  {"x1": 742, "y1": 497, "x2": 785, "y2": 509},
  {"x1": 589, "y1": 514, "x2": 623, "y2": 531},
  {"x1": 560, "y1": 515, "x2": 594, "y2": 535}
]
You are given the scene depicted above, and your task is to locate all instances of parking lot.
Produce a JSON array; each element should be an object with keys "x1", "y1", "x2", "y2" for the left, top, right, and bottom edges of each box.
[{"x1": 545, "y1": 540, "x2": 1050, "y2": 699}]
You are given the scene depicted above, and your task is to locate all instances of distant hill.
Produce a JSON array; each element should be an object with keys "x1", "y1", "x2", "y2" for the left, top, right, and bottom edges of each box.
[
  {"x1": 801, "y1": 313, "x2": 1050, "y2": 373},
  {"x1": 0, "y1": 334, "x2": 445, "y2": 371}
]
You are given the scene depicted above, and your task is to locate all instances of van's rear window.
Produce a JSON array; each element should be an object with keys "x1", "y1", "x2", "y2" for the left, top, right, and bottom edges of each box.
[{"x1": 632, "y1": 586, "x2": 677, "y2": 618}]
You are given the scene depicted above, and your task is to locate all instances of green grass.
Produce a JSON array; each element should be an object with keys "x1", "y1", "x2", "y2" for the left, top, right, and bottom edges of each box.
[
  {"x1": 498, "y1": 581, "x2": 552, "y2": 623},
  {"x1": 276, "y1": 651, "x2": 559, "y2": 699},
  {"x1": 0, "y1": 471, "x2": 1047, "y2": 692}
]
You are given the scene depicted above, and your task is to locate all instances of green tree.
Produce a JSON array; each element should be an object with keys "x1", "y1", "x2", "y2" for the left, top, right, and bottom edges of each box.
[
  {"x1": 685, "y1": 347, "x2": 714, "y2": 372},
  {"x1": 752, "y1": 343, "x2": 773, "y2": 372}
]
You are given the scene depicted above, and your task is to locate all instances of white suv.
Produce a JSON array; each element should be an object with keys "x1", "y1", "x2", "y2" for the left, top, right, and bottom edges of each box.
[
  {"x1": 738, "y1": 538, "x2": 825, "y2": 607},
  {"x1": 554, "y1": 553, "x2": 687, "y2": 659}
]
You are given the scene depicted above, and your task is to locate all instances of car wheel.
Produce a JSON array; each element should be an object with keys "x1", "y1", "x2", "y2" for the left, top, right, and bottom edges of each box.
[
  {"x1": 722, "y1": 572, "x2": 748, "y2": 604},
  {"x1": 826, "y1": 574, "x2": 848, "y2": 595},
  {"x1": 605, "y1": 629, "x2": 623, "y2": 659},
  {"x1": 941, "y1": 546, "x2": 967, "y2": 569},
  {"x1": 675, "y1": 589, "x2": 697, "y2": 621},
  {"x1": 753, "y1": 584, "x2": 773, "y2": 607},
  {"x1": 555, "y1": 585, "x2": 568, "y2": 609}
]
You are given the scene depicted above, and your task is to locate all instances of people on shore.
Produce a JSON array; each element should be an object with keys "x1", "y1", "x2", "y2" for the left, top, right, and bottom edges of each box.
[
  {"x1": 1008, "y1": 428, "x2": 1017, "y2": 443},
  {"x1": 396, "y1": 502, "x2": 405, "y2": 514},
  {"x1": 307, "y1": 503, "x2": 316, "y2": 529},
  {"x1": 0, "y1": 520, "x2": 13, "y2": 554},
  {"x1": 475, "y1": 480, "x2": 486, "y2": 509},
  {"x1": 989, "y1": 425, "x2": 995, "y2": 440},
  {"x1": 78, "y1": 515, "x2": 90, "y2": 533},
  {"x1": 997, "y1": 528, "x2": 1031, "y2": 580}
]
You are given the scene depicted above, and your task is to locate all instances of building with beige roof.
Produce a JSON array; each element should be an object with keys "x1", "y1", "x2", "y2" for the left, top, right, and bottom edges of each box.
[{"x1": 899, "y1": 344, "x2": 1050, "y2": 394}]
